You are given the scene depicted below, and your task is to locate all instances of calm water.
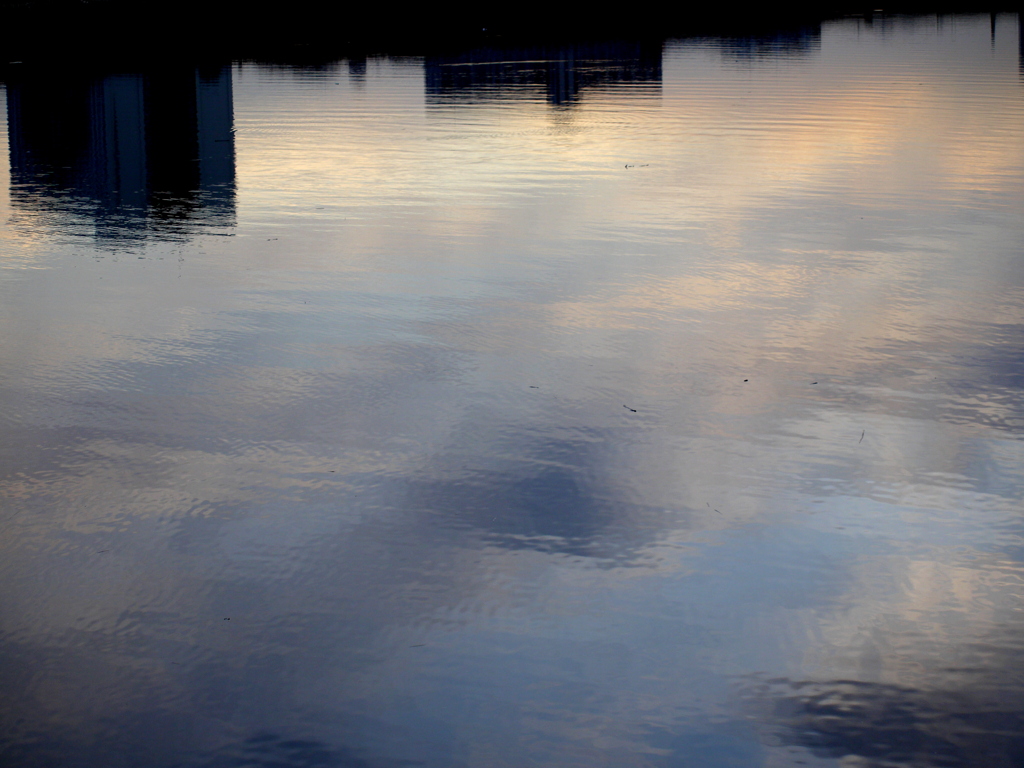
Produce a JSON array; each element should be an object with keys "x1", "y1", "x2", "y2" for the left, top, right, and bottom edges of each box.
[{"x1": 2, "y1": 14, "x2": 1024, "y2": 768}]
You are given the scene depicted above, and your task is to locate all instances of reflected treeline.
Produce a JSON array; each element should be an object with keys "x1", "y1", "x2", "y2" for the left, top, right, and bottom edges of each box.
[
  {"x1": 425, "y1": 42, "x2": 662, "y2": 105},
  {"x1": 6, "y1": 66, "x2": 235, "y2": 243}
]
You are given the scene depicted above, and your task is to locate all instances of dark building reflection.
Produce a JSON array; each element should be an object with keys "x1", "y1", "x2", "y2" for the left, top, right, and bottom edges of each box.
[
  {"x1": 425, "y1": 41, "x2": 662, "y2": 105},
  {"x1": 348, "y1": 56, "x2": 367, "y2": 85},
  {"x1": 717, "y1": 25, "x2": 821, "y2": 61},
  {"x1": 6, "y1": 66, "x2": 235, "y2": 243}
]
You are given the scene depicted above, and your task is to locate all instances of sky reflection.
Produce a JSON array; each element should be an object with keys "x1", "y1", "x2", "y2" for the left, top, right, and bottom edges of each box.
[{"x1": 1, "y1": 13, "x2": 1023, "y2": 768}]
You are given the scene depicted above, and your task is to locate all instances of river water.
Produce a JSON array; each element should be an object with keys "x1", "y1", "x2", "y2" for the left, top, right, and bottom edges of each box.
[{"x1": 1, "y1": 13, "x2": 1023, "y2": 768}]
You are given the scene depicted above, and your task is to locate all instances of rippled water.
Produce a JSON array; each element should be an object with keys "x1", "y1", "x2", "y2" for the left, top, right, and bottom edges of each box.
[{"x1": 2, "y1": 14, "x2": 1024, "y2": 768}]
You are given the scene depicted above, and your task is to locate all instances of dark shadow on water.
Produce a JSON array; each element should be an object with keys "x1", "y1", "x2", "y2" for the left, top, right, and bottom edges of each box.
[
  {"x1": 0, "y1": 3, "x2": 1010, "y2": 64},
  {"x1": 6, "y1": 65, "x2": 235, "y2": 244},
  {"x1": 0, "y1": 2, "x2": 850, "y2": 62}
]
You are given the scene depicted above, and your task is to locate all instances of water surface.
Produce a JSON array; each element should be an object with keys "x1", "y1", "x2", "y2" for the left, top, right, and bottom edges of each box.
[{"x1": 2, "y1": 14, "x2": 1024, "y2": 768}]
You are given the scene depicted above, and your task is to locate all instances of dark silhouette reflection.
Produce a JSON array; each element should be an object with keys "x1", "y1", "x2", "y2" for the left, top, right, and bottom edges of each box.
[
  {"x1": 747, "y1": 674, "x2": 1024, "y2": 768},
  {"x1": 348, "y1": 57, "x2": 367, "y2": 84},
  {"x1": 1020, "y1": 13, "x2": 1024, "y2": 79},
  {"x1": 6, "y1": 65, "x2": 235, "y2": 243},
  {"x1": 717, "y1": 25, "x2": 821, "y2": 61},
  {"x1": 425, "y1": 41, "x2": 661, "y2": 105}
]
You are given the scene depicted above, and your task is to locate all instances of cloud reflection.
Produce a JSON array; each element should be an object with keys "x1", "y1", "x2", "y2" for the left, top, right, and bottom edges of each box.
[
  {"x1": 1, "y1": 13, "x2": 1024, "y2": 768},
  {"x1": 746, "y1": 674, "x2": 1024, "y2": 768}
]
